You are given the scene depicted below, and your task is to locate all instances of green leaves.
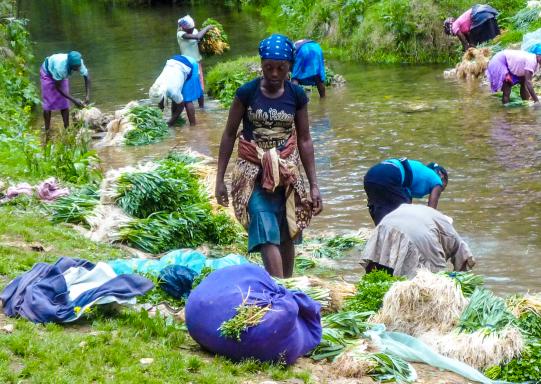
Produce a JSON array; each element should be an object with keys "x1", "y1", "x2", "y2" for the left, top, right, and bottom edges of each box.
[
  {"x1": 458, "y1": 289, "x2": 516, "y2": 334},
  {"x1": 344, "y1": 270, "x2": 404, "y2": 313},
  {"x1": 117, "y1": 153, "x2": 243, "y2": 254},
  {"x1": 48, "y1": 184, "x2": 100, "y2": 226},
  {"x1": 124, "y1": 106, "x2": 170, "y2": 146}
]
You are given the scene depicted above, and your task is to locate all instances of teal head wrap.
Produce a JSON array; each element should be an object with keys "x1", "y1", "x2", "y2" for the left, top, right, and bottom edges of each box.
[
  {"x1": 527, "y1": 43, "x2": 541, "y2": 55},
  {"x1": 67, "y1": 51, "x2": 82, "y2": 73}
]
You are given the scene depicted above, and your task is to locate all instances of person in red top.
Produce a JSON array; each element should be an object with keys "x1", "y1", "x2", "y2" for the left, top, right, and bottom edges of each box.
[{"x1": 444, "y1": 4, "x2": 500, "y2": 51}]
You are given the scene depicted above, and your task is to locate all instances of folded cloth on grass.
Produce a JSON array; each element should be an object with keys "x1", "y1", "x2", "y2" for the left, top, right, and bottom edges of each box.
[
  {"x1": 185, "y1": 264, "x2": 322, "y2": 364},
  {"x1": 0, "y1": 257, "x2": 153, "y2": 323}
]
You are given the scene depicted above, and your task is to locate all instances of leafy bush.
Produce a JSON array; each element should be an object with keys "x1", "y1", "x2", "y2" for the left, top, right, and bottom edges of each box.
[
  {"x1": 485, "y1": 343, "x2": 541, "y2": 381},
  {"x1": 206, "y1": 56, "x2": 260, "y2": 107}
]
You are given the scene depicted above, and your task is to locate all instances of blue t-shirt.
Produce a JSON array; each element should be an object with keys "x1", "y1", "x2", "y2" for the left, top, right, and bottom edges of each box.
[
  {"x1": 235, "y1": 78, "x2": 308, "y2": 149},
  {"x1": 384, "y1": 159, "x2": 443, "y2": 198}
]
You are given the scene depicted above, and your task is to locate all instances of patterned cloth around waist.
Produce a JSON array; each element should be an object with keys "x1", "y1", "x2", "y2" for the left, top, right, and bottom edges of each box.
[{"x1": 231, "y1": 135, "x2": 312, "y2": 239}]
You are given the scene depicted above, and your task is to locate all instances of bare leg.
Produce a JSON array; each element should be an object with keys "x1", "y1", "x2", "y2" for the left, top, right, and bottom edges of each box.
[
  {"x1": 167, "y1": 102, "x2": 184, "y2": 127},
  {"x1": 519, "y1": 78, "x2": 531, "y2": 100},
  {"x1": 280, "y1": 240, "x2": 295, "y2": 278},
  {"x1": 185, "y1": 101, "x2": 196, "y2": 126},
  {"x1": 158, "y1": 97, "x2": 164, "y2": 110},
  {"x1": 260, "y1": 244, "x2": 284, "y2": 278},
  {"x1": 198, "y1": 62, "x2": 205, "y2": 108},
  {"x1": 43, "y1": 110, "x2": 52, "y2": 142},
  {"x1": 501, "y1": 82, "x2": 512, "y2": 104},
  {"x1": 315, "y1": 77, "x2": 326, "y2": 98},
  {"x1": 60, "y1": 108, "x2": 69, "y2": 128}
]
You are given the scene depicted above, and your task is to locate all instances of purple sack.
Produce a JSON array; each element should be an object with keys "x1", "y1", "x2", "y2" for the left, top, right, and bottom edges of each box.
[{"x1": 185, "y1": 264, "x2": 322, "y2": 364}]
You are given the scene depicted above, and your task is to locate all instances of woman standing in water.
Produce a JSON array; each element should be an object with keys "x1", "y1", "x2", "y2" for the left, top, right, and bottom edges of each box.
[
  {"x1": 487, "y1": 47, "x2": 541, "y2": 105},
  {"x1": 40, "y1": 51, "x2": 91, "y2": 138},
  {"x1": 215, "y1": 34, "x2": 323, "y2": 278},
  {"x1": 291, "y1": 39, "x2": 326, "y2": 98},
  {"x1": 177, "y1": 15, "x2": 213, "y2": 108}
]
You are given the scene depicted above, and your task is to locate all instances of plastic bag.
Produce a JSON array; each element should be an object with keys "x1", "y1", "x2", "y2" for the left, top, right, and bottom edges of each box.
[
  {"x1": 185, "y1": 264, "x2": 322, "y2": 364},
  {"x1": 366, "y1": 326, "x2": 508, "y2": 384},
  {"x1": 205, "y1": 254, "x2": 249, "y2": 270},
  {"x1": 521, "y1": 28, "x2": 541, "y2": 52},
  {"x1": 158, "y1": 265, "x2": 197, "y2": 299}
]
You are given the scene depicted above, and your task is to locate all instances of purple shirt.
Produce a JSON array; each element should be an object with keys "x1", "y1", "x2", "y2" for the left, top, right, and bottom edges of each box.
[{"x1": 505, "y1": 50, "x2": 539, "y2": 77}]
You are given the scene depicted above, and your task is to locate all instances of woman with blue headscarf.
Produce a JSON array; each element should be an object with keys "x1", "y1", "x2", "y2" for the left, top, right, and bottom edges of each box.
[
  {"x1": 39, "y1": 51, "x2": 91, "y2": 137},
  {"x1": 292, "y1": 39, "x2": 326, "y2": 98},
  {"x1": 215, "y1": 34, "x2": 323, "y2": 278},
  {"x1": 486, "y1": 46, "x2": 541, "y2": 105}
]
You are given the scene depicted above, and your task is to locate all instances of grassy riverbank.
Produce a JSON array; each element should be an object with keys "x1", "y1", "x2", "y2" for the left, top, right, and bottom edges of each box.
[{"x1": 0, "y1": 3, "x2": 310, "y2": 382}]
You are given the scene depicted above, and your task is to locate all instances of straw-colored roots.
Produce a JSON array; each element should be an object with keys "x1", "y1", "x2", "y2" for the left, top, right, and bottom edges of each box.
[
  {"x1": 331, "y1": 341, "x2": 375, "y2": 378},
  {"x1": 455, "y1": 47, "x2": 492, "y2": 80},
  {"x1": 419, "y1": 326, "x2": 524, "y2": 370},
  {"x1": 372, "y1": 269, "x2": 468, "y2": 336}
]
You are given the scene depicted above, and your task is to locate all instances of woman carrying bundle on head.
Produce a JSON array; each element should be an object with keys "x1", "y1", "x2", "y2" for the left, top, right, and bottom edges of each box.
[
  {"x1": 291, "y1": 39, "x2": 326, "y2": 98},
  {"x1": 177, "y1": 15, "x2": 214, "y2": 108},
  {"x1": 363, "y1": 158, "x2": 448, "y2": 225},
  {"x1": 149, "y1": 54, "x2": 202, "y2": 126},
  {"x1": 444, "y1": 4, "x2": 500, "y2": 51},
  {"x1": 487, "y1": 47, "x2": 541, "y2": 105},
  {"x1": 40, "y1": 51, "x2": 91, "y2": 138},
  {"x1": 215, "y1": 34, "x2": 323, "y2": 278}
]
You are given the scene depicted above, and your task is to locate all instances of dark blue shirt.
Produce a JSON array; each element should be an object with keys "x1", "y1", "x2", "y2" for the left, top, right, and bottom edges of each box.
[{"x1": 235, "y1": 78, "x2": 308, "y2": 149}]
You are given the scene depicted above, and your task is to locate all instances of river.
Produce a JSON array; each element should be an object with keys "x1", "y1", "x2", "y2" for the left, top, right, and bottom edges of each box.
[{"x1": 20, "y1": 0, "x2": 541, "y2": 294}]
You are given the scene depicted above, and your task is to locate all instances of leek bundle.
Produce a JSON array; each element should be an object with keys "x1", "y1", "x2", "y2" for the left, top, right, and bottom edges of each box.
[
  {"x1": 49, "y1": 185, "x2": 99, "y2": 226},
  {"x1": 124, "y1": 106, "x2": 169, "y2": 146},
  {"x1": 459, "y1": 288, "x2": 516, "y2": 334},
  {"x1": 440, "y1": 271, "x2": 484, "y2": 297},
  {"x1": 199, "y1": 18, "x2": 230, "y2": 56}
]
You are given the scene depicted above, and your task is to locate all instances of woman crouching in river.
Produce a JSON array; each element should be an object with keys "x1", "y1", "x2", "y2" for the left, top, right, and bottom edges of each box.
[{"x1": 215, "y1": 34, "x2": 323, "y2": 278}]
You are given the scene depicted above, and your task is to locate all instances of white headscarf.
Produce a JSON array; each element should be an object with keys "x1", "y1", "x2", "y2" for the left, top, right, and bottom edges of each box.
[{"x1": 178, "y1": 15, "x2": 195, "y2": 30}]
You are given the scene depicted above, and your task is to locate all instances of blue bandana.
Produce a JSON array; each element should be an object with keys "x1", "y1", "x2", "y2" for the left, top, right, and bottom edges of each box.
[
  {"x1": 258, "y1": 34, "x2": 294, "y2": 62},
  {"x1": 527, "y1": 43, "x2": 541, "y2": 55}
]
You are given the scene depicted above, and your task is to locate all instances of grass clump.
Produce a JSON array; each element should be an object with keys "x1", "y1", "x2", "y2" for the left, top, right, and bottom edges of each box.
[
  {"x1": 344, "y1": 270, "x2": 404, "y2": 313},
  {"x1": 124, "y1": 106, "x2": 169, "y2": 146},
  {"x1": 206, "y1": 56, "x2": 260, "y2": 107}
]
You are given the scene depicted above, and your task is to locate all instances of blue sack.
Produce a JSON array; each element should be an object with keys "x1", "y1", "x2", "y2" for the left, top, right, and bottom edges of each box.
[
  {"x1": 185, "y1": 264, "x2": 322, "y2": 365},
  {"x1": 158, "y1": 265, "x2": 197, "y2": 299}
]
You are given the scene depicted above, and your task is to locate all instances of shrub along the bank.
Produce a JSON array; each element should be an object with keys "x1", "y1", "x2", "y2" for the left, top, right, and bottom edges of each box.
[
  {"x1": 242, "y1": 0, "x2": 527, "y2": 64},
  {"x1": 0, "y1": 7, "x2": 99, "y2": 184}
]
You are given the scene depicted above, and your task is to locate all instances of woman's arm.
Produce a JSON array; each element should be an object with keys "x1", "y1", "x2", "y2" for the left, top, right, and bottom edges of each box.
[
  {"x1": 456, "y1": 31, "x2": 471, "y2": 51},
  {"x1": 83, "y1": 75, "x2": 91, "y2": 104},
  {"x1": 181, "y1": 25, "x2": 214, "y2": 41},
  {"x1": 295, "y1": 105, "x2": 323, "y2": 215},
  {"x1": 427, "y1": 185, "x2": 443, "y2": 209},
  {"x1": 54, "y1": 80, "x2": 83, "y2": 107},
  {"x1": 215, "y1": 97, "x2": 245, "y2": 207}
]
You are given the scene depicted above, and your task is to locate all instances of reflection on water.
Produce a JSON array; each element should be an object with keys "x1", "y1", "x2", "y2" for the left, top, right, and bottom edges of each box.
[{"x1": 22, "y1": 1, "x2": 541, "y2": 294}]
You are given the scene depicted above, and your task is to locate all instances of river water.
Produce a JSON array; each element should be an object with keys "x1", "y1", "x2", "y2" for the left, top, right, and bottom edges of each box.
[{"x1": 21, "y1": 0, "x2": 541, "y2": 294}]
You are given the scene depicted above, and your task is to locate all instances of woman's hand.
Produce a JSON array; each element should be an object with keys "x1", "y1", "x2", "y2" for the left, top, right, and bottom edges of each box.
[
  {"x1": 215, "y1": 180, "x2": 229, "y2": 207},
  {"x1": 73, "y1": 98, "x2": 85, "y2": 108},
  {"x1": 310, "y1": 185, "x2": 323, "y2": 215}
]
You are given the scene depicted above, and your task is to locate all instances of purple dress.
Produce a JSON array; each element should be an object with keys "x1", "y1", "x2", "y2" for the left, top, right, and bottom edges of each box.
[{"x1": 40, "y1": 66, "x2": 70, "y2": 111}]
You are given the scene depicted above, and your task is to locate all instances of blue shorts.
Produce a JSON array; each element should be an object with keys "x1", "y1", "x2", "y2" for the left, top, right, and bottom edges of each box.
[{"x1": 247, "y1": 185, "x2": 300, "y2": 252}]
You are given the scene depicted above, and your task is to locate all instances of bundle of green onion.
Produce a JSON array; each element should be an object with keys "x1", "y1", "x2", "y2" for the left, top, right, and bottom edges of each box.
[
  {"x1": 459, "y1": 288, "x2": 516, "y2": 334},
  {"x1": 48, "y1": 184, "x2": 99, "y2": 226},
  {"x1": 124, "y1": 106, "x2": 169, "y2": 146},
  {"x1": 439, "y1": 271, "x2": 484, "y2": 297}
]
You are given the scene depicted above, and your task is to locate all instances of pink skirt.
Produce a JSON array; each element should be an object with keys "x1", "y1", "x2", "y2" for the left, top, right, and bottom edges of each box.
[{"x1": 40, "y1": 67, "x2": 70, "y2": 111}]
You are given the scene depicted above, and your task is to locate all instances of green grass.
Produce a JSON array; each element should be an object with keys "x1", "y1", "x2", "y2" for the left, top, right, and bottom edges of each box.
[
  {"x1": 0, "y1": 205, "x2": 310, "y2": 383},
  {"x1": 0, "y1": 309, "x2": 310, "y2": 383}
]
